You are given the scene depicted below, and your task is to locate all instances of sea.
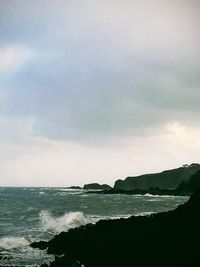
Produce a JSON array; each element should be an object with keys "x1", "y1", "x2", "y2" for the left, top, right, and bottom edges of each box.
[{"x1": 0, "y1": 187, "x2": 189, "y2": 266}]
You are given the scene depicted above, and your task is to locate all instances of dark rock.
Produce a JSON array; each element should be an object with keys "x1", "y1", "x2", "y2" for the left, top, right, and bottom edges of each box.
[
  {"x1": 83, "y1": 183, "x2": 112, "y2": 190},
  {"x1": 30, "y1": 241, "x2": 48, "y2": 250},
  {"x1": 177, "y1": 170, "x2": 200, "y2": 193},
  {"x1": 114, "y1": 163, "x2": 200, "y2": 190},
  {"x1": 67, "y1": 186, "x2": 82, "y2": 190},
  {"x1": 40, "y1": 254, "x2": 82, "y2": 267}
]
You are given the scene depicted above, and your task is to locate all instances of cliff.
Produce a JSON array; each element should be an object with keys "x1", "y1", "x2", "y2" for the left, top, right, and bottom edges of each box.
[
  {"x1": 32, "y1": 187, "x2": 200, "y2": 267},
  {"x1": 114, "y1": 163, "x2": 200, "y2": 190}
]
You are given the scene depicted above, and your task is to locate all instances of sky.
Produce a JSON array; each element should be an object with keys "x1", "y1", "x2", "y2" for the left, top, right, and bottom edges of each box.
[{"x1": 0, "y1": 0, "x2": 200, "y2": 186}]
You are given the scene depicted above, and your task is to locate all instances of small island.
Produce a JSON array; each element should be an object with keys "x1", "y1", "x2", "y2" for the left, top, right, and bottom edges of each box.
[
  {"x1": 83, "y1": 183, "x2": 112, "y2": 190},
  {"x1": 66, "y1": 186, "x2": 82, "y2": 190}
]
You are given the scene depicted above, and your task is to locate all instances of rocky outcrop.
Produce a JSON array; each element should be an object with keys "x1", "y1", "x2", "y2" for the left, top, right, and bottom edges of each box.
[
  {"x1": 114, "y1": 163, "x2": 200, "y2": 190},
  {"x1": 67, "y1": 186, "x2": 82, "y2": 189},
  {"x1": 95, "y1": 170, "x2": 200, "y2": 196},
  {"x1": 32, "y1": 187, "x2": 200, "y2": 267},
  {"x1": 83, "y1": 183, "x2": 112, "y2": 190}
]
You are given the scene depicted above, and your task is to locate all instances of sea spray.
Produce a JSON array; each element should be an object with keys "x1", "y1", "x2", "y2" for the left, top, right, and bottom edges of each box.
[
  {"x1": 39, "y1": 211, "x2": 88, "y2": 233},
  {"x1": 0, "y1": 236, "x2": 54, "y2": 266},
  {"x1": 0, "y1": 237, "x2": 30, "y2": 250}
]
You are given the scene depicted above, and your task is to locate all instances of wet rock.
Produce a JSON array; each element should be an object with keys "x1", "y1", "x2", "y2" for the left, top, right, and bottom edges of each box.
[{"x1": 30, "y1": 241, "x2": 48, "y2": 250}]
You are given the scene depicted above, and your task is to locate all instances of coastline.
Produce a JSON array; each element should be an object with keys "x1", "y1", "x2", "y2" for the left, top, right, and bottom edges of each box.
[
  {"x1": 87, "y1": 169, "x2": 200, "y2": 197},
  {"x1": 86, "y1": 188, "x2": 192, "y2": 196},
  {"x1": 31, "y1": 188, "x2": 200, "y2": 267}
]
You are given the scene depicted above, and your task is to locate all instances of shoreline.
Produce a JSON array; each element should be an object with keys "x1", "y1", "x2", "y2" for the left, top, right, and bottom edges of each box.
[
  {"x1": 31, "y1": 188, "x2": 200, "y2": 267},
  {"x1": 86, "y1": 188, "x2": 192, "y2": 196}
]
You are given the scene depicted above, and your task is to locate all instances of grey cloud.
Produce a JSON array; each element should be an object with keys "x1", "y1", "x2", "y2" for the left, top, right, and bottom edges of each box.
[{"x1": 0, "y1": 0, "x2": 200, "y2": 143}]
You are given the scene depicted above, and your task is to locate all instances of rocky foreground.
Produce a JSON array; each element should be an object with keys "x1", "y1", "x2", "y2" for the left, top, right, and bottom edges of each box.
[{"x1": 31, "y1": 187, "x2": 200, "y2": 267}]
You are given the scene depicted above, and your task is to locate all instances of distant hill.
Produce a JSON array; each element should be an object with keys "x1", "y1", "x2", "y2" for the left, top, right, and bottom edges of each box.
[{"x1": 114, "y1": 163, "x2": 200, "y2": 190}]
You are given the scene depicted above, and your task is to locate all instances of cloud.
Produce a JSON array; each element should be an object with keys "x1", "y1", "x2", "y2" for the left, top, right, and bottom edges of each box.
[
  {"x1": 0, "y1": 1, "x2": 199, "y2": 185},
  {"x1": 0, "y1": 119, "x2": 199, "y2": 186},
  {"x1": 0, "y1": 115, "x2": 35, "y2": 144},
  {"x1": 0, "y1": 46, "x2": 34, "y2": 73}
]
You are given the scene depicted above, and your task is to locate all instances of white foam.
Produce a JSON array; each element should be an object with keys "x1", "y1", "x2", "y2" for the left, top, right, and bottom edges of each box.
[
  {"x1": 135, "y1": 211, "x2": 155, "y2": 216},
  {"x1": 59, "y1": 188, "x2": 83, "y2": 192},
  {"x1": 68, "y1": 191, "x2": 84, "y2": 195},
  {"x1": 0, "y1": 237, "x2": 30, "y2": 250},
  {"x1": 88, "y1": 214, "x2": 132, "y2": 224},
  {"x1": 39, "y1": 211, "x2": 88, "y2": 233},
  {"x1": 56, "y1": 189, "x2": 83, "y2": 195},
  {"x1": 144, "y1": 193, "x2": 176, "y2": 198}
]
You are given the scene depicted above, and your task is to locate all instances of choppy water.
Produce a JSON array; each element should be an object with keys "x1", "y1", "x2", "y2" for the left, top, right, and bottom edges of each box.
[{"x1": 0, "y1": 187, "x2": 189, "y2": 266}]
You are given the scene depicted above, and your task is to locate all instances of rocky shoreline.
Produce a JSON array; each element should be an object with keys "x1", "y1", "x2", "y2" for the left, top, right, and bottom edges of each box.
[
  {"x1": 88, "y1": 169, "x2": 200, "y2": 196},
  {"x1": 73, "y1": 164, "x2": 200, "y2": 197},
  {"x1": 31, "y1": 187, "x2": 200, "y2": 267},
  {"x1": 86, "y1": 187, "x2": 192, "y2": 196},
  {"x1": 114, "y1": 163, "x2": 200, "y2": 191}
]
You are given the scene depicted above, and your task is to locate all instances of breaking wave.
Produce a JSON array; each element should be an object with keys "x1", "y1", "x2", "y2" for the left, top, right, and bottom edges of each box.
[
  {"x1": 135, "y1": 211, "x2": 155, "y2": 216},
  {"x1": 144, "y1": 193, "x2": 176, "y2": 198},
  {"x1": 0, "y1": 237, "x2": 30, "y2": 250},
  {"x1": 39, "y1": 211, "x2": 88, "y2": 233}
]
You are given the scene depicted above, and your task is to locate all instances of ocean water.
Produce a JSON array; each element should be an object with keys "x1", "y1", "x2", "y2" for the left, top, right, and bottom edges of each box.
[{"x1": 0, "y1": 187, "x2": 189, "y2": 266}]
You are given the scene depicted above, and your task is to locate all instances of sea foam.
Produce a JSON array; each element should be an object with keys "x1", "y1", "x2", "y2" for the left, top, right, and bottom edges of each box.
[
  {"x1": 39, "y1": 211, "x2": 88, "y2": 233},
  {"x1": 144, "y1": 193, "x2": 176, "y2": 198},
  {"x1": 0, "y1": 237, "x2": 30, "y2": 250}
]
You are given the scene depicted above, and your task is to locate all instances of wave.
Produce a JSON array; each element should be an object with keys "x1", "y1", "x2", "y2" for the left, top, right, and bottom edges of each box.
[
  {"x1": 135, "y1": 211, "x2": 155, "y2": 216},
  {"x1": 0, "y1": 237, "x2": 30, "y2": 250},
  {"x1": 144, "y1": 193, "x2": 177, "y2": 198},
  {"x1": 56, "y1": 191, "x2": 83, "y2": 196},
  {"x1": 89, "y1": 212, "x2": 154, "y2": 223},
  {"x1": 59, "y1": 188, "x2": 83, "y2": 192},
  {"x1": 39, "y1": 211, "x2": 88, "y2": 233}
]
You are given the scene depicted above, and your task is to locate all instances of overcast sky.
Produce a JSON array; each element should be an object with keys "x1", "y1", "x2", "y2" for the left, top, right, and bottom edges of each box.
[{"x1": 0, "y1": 0, "x2": 200, "y2": 186}]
